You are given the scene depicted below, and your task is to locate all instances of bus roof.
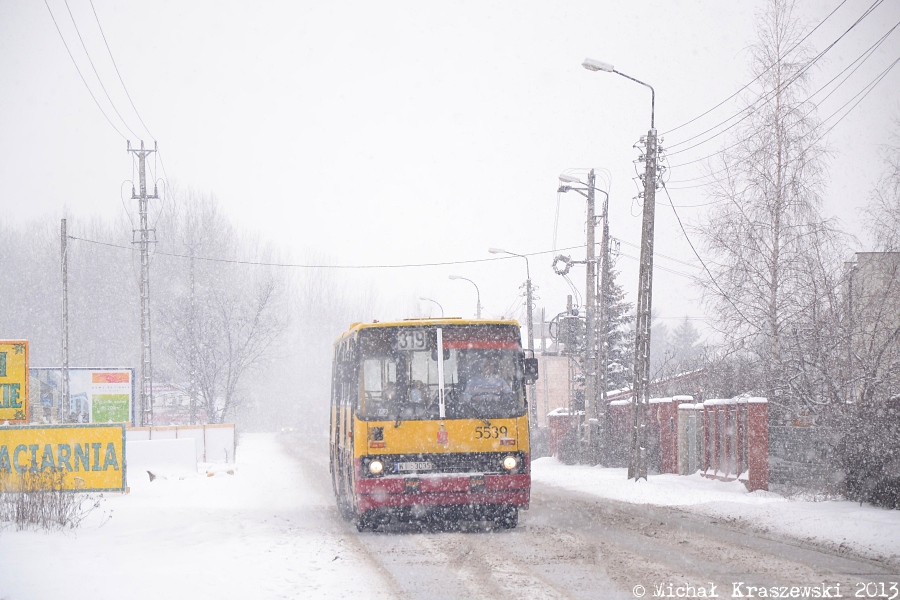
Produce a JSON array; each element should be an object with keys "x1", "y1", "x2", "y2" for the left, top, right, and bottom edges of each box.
[{"x1": 334, "y1": 318, "x2": 521, "y2": 344}]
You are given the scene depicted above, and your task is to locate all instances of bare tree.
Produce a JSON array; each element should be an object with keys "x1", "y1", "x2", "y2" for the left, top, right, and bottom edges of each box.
[
  {"x1": 156, "y1": 192, "x2": 288, "y2": 424},
  {"x1": 698, "y1": 0, "x2": 843, "y2": 422},
  {"x1": 852, "y1": 138, "x2": 900, "y2": 405}
]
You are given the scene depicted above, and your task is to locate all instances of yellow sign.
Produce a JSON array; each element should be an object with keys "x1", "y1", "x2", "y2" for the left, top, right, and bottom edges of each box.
[
  {"x1": 0, "y1": 424, "x2": 126, "y2": 491},
  {"x1": 0, "y1": 340, "x2": 28, "y2": 423}
]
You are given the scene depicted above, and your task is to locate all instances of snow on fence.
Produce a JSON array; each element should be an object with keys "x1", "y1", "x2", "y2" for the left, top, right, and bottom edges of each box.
[
  {"x1": 547, "y1": 407, "x2": 580, "y2": 464},
  {"x1": 549, "y1": 396, "x2": 769, "y2": 491},
  {"x1": 690, "y1": 397, "x2": 768, "y2": 491},
  {"x1": 126, "y1": 423, "x2": 235, "y2": 464}
]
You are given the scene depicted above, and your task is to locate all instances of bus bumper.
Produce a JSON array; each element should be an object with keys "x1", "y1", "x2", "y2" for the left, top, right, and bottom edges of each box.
[{"x1": 355, "y1": 473, "x2": 530, "y2": 513}]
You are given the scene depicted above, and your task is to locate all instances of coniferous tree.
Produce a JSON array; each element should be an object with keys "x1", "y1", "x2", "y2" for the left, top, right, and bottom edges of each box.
[{"x1": 602, "y1": 266, "x2": 634, "y2": 391}]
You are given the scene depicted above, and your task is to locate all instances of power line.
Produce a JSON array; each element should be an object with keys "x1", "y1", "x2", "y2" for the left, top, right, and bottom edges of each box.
[
  {"x1": 88, "y1": 0, "x2": 155, "y2": 140},
  {"x1": 62, "y1": 0, "x2": 140, "y2": 139},
  {"x1": 667, "y1": 19, "x2": 893, "y2": 191},
  {"x1": 665, "y1": 0, "x2": 889, "y2": 157},
  {"x1": 659, "y1": 181, "x2": 757, "y2": 330},
  {"x1": 667, "y1": 50, "x2": 899, "y2": 172},
  {"x1": 44, "y1": 0, "x2": 126, "y2": 139},
  {"x1": 809, "y1": 53, "x2": 900, "y2": 145},
  {"x1": 616, "y1": 251, "x2": 699, "y2": 281},
  {"x1": 66, "y1": 235, "x2": 600, "y2": 270},
  {"x1": 662, "y1": 0, "x2": 855, "y2": 139},
  {"x1": 615, "y1": 237, "x2": 698, "y2": 269}
]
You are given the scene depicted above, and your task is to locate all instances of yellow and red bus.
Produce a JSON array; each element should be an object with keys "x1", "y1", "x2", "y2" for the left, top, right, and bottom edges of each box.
[{"x1": 329, "y1": 318, "x2": 538, "y2": 531}]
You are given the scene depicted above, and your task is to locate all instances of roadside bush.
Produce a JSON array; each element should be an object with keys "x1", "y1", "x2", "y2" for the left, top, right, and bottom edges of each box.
[{"x1": 0, "y1": 469, "x2": 101, "y2": 531}]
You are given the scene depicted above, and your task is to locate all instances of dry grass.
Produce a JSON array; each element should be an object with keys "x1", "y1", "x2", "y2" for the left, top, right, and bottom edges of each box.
[{"x1": 0, "y1": 469, "x2": 102, "y2": 531}]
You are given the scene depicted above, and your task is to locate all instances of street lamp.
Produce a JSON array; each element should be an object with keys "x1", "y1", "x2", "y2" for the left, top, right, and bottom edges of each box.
[
  {"x1": 583, "y1": 57, "x2": 658, "y2": 481},
  {"x1": 419, "y1": 297, "x2": 444, "y2": 318},
  {"x1": 557, "y1": 171, "x2": 611, "y2": 461},
  {"x1": 488, "y1": 247, "x2": 537, "y2": 428},
  {"x1": 449, "y1": 275, "x2": 482, "y2": 319}
]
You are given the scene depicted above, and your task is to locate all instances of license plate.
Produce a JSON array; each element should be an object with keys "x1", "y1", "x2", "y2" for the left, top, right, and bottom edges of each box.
[{"x1": 396, "y1": 461, "x2": 433, "y2": 471}]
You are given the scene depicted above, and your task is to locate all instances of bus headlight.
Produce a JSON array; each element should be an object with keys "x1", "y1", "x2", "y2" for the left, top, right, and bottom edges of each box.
[
  {"x1": 502, "y1": 455, "x2": 518, "y2": 471},
  {"x1": 368, "y1": 459, "x2": 384, "y2": 475}
]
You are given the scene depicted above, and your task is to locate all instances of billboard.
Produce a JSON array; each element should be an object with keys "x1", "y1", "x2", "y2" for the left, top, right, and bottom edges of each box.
[
  {"x1": 0, "y1": 341, "x2": 28, "y2": 424},
  {"x1": 29, "y1": 368, "x2": 134, "y2": 425},
  {"x1": 0, "y1": 424, "x2": 126, "y2": 492}
]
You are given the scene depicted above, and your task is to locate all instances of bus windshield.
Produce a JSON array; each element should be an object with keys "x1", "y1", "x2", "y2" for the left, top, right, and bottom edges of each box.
[{"x1": 357, "y1": 325, "x2": 525, "y2": 421}]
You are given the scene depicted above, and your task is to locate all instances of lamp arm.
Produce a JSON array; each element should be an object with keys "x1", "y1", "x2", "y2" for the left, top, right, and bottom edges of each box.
[{"x1": 613, "y1": 70, "x2": 655, "y2": 129}]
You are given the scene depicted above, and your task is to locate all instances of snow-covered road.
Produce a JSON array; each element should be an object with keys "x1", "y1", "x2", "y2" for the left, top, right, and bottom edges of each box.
[
  {"x1": 0, "y1": 434, "x2": 395, "y2": 599},
  {"x1": 1, "y1": 433, "x2": 898, "y2": 599}
]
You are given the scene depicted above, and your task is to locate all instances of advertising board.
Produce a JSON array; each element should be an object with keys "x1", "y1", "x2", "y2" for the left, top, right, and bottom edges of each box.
[
  {"x1": 0, "y1": 424, "x2": 126, "y2": 492},
  {"x1": 0, "y1": 340, "x2": 28, "y2": 424},
  {"x1": 29, "y1": 368, "x2": 134, "y2": 425}
]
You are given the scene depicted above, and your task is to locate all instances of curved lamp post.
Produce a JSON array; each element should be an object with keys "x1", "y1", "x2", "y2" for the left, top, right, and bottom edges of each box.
[
  {"x1": 419, "y1": 297, "x2": 444, "y2": 318},
  {"x1": 557, "y1": 170, "x2": 612, "y2": 459},
  {"x1": 488, "y1": 247, "x2": 536, "y2": 428},
  {"x1": 449, "y1": 275, "x2": 482, "y2": 319},
  {"x1": 583, "y1": 57, "x2": 657, "y2": 481}
]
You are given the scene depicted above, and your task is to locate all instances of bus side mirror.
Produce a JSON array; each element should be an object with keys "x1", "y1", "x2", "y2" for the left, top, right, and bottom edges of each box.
[{"x1": 523, "y1": 357, "x2": 539, "y2": 383}]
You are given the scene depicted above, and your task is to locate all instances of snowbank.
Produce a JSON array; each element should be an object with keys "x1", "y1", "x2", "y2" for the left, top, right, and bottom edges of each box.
[{"x1": 532, "y1": 456, "x2": 900, "y2": 563}]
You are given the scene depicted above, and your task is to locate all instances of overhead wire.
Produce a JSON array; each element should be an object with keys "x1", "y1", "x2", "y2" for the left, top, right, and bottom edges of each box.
[
  {"x1": 665, "y1": 0, "x2": 889, "y2": 158},
  {"x1": 665, "y1": 14, "x2": 898, "y2": 178},
  {"x1": 658, "y1": 181, "x2": 757, "y2": 329},
  {"x1": 88, "y1": 0, "x2": 155, "y2": 140},
  {"x1": 62, "y1": 0, "x2": 141, "y2": 139},
  {"x1": 666, "y1": 52, "x2": 899, "y2": 172},
  {"x1": 65, "y1": 236, "x2": 605, "y2": 270},
  {"x1": 43, "y1": 0, "x2": 126, "y2": 139},
  {"x1": 663, "y1": 19, "x2": 893, "y2": 192},
  {"x1": 667, "y1": 0, "x2": 896, "y2": 166},
  {"x1": 662, "y1": 0, "x2": 858, "y2": 140}
]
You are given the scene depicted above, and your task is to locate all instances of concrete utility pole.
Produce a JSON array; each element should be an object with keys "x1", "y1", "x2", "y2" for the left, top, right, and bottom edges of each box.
[
  {"x1": 581, "y1": 57, "x2": 658, "y2": 481},
  {"x1": 60, "y1": 218, "x2": 69, "y2": 423},
  {"x1": 525, "y1": 272, "x2": 536, "y2": 429},
  {"x1": 597, "y1": 189, "x2": 611, "y2": 456},
  {"x1": 128, "y1": 140, "x2": 158, "y2": 428},
  {"x1": 583, "y1": 170, "x2": 597, "y2": 457},
  {"x1": 188, "y1": 242, "x2": 198, "y2": 425},
  {"x1": 557, "y1": 170, "x2": 609, "y2": 461},
  {"x1": 629, "y1": 126, "x2": 658, "y2": 481}
]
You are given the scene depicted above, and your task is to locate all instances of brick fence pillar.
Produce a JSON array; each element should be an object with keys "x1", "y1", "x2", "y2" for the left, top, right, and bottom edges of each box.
[
  {"x1": 657, "y1": 399, "x2": 678, "y2": 474},
  {"x1": 702, "y1": 401, "x2": 712, "y2": 473},
  {"x1": 746, "y1": 398, "x2": 769, "y2": 491}
]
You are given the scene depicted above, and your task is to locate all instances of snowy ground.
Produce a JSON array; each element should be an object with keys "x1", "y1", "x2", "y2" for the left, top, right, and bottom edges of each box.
[
  {"x1": 0, "y1": 434, "x2": 395, "y2": 600},
  {"x1": 1, "y1": 434, "x2": 897, "y2": 600},
  {"x1": 531, "y1": 457, "x2": 900, "y2": 565}
]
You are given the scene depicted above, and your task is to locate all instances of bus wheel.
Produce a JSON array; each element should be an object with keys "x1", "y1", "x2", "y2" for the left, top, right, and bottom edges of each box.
[{"x1": 495, "y1": 506, "x2": 518, "y2": 529}]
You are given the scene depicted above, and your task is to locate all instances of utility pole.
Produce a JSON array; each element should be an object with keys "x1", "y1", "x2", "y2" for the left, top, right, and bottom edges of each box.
[
  {"x1": 628, "y1": 127, "x2": 658, "y2": 481},
  {"x1": 60, "y1": 218, "x2": 69, "y2": 423},
  {"x1": 188, "y1": 242, "x2": 198, "y2": 425},
  {"x1": 579, "y1": 58, "x2": 657, "y2": 480},
  {"x1": 596, "y1": 189, "x2": 611, "y2": 460},
  {"x1": 128, "y1": 140, "x2": 158, "y2": 428},
  {"x1": 583, "y1": 169, "x2": 597, "y2": 460},
  {"x1": 557, "y1": 170, "x2": 608, "y2": 462},
  {"x1": 525, "y1": 275, "x2": 537, "y2": 429}
]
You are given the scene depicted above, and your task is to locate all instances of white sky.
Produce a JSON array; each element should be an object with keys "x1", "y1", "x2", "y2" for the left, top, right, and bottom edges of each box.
[{"x1": 1, "y1": 0, "x2": 898, "y2": 340}]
